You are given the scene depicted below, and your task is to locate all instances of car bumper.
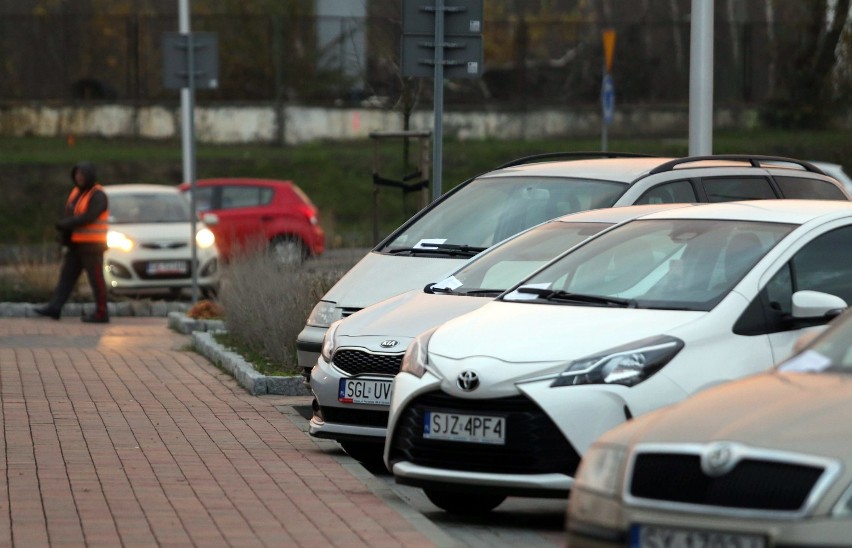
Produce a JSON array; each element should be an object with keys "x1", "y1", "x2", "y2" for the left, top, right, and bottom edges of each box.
[
  {"x1": 567, "y1": 486, "x2": 852, "y2": 547},
  {"x1": 105, "y1": 248, "x2": 219, "y2": 291},
  {"x1": 297, "y1": 325, "x2": 326, "y2": 371},
  {"x1": 391, "y1": 461, "x2": 572, "y2": 498},
  {"x1": 308, "y1": 356, "x2": 394, "y2": 441}
]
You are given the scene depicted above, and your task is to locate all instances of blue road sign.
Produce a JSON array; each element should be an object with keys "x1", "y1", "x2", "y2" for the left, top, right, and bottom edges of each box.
[{"x1": 601, "y1": 73, "x2": 615, "y2": 125}]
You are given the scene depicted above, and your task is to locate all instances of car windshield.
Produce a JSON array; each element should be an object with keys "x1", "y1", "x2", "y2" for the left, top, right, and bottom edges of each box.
[
  {"x1": 379, "y1": 176, "x2": 626, "y2": 256},
  {"x1": 779, "y1": 313, "x2": 852, "y2": 374},
  {"x1": 503, "y1": 218, "x2": 794, "y2": 311},
  {"x1": 108, "y1": 192, "x2": 191, "y2": 224},
  {"x1": 429, "y1": 222, "x2": 612, "y2": 297}
]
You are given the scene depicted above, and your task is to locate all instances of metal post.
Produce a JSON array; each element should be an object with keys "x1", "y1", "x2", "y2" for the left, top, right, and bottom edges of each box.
[
  {"x1": 179, "y1": 0, "x2": 199, "y2": 303},
  {"x1": 689, "y1": 0, "x2": 714, "y2": 156},
  {"x1": 432, "y1": 0, "x2": 444, "y2": 202}
]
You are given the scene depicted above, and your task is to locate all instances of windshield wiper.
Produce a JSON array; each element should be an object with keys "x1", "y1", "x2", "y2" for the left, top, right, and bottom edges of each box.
[
  {"x1": 460, "y1": 288, "x2": 506, "y2": 297},
  {"x1": 424, "y1": 283, "x2": 458, "y2": 295},
  {"x1": 515, "y1": 287, "x2": 637, "y2": 308},
  {"x1": 385, "y1": 243, "x2": 487, "y2": 257}
]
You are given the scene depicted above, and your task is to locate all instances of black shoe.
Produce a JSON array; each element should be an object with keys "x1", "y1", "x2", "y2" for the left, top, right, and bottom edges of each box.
[
  {"x1": 81, "y1": 314, "x2": 109, "y2": 324},
  {"x1": 34, "y1": 307, "x2": 61, "y2": 320}
]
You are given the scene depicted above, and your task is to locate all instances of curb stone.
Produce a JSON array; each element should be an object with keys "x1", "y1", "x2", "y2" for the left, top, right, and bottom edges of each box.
[
  {"x1": 0, "y1": 301, "x2": 191, "y2": 318},
  {"x1": 189, "y1": 329, "x2": 311, "y2": 397}
]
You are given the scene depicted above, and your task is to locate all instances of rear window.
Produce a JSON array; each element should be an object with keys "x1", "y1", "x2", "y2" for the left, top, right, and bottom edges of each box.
[{"x1": 774, "y1": 176, "x2": 848, "y2": 200}]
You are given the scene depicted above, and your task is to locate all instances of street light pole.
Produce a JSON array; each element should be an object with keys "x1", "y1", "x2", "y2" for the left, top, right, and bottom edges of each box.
[
  {"x1": 179, "y1": 0, "x2": 199, "y2": 303},
  {"x1": 689, "y1": 0, "x2": 714, "y2": 156}
]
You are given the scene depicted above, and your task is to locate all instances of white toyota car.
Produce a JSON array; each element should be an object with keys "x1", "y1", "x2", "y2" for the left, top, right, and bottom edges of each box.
[
  {"x1": 310, "y1": 204, "x2": 691, "y2": 464},
  {"x1": 384, "y1": 200, "x2": 852, "y2": 514}
]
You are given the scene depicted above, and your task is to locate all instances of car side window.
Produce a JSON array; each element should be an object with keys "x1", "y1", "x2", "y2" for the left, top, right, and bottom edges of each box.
[
  {"x1": 636, "y1": 180, "x2": 698, "y2": 204},
  {"x1": 221, "y1": 185, "x2": 263, "y2": 209},
  {"x1": 735, "y1": 225, "x2": 852, "y2": 335},
  {"x1": 702, "y1": 177, "x2": 778, "y2": 202},
  {"x1": 774, "y1": 176, "x2": 848, "y2": 200}
]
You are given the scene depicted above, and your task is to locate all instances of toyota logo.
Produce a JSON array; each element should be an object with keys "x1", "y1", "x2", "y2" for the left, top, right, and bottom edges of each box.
[
  {"x1": 380, "y1": 340, "x2": 399, "y2": 348},
  {"x1": 457, "y1": 370, "x2": 480, "y2": 391},
  {"x1": 700, "y1": 442, "x2": 740, "y2": 477}
]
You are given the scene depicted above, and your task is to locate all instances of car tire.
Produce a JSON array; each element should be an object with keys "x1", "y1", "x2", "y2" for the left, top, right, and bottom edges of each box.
[
  {"x1": 270, "y1": 236, "x2": 306, "y2": 267},
  {"x1": 423, "y1": 489, "x2": 506, "y2": 514},
  {"x1": 339, "y1": 441, "x2": 387, "y2": 472}
]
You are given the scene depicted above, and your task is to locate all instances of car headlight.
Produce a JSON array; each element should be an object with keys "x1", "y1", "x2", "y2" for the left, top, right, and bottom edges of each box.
[
  {"x1": 320, "y1": 320, "x2": 342, "y2": 362},
  {"x1": 551, "y1": 335, "x2": 684, "y2": 388},
  {"x1": 107, "y1": 230, "x2": 134, "y2": 252},
  {"x1": 574, "y1": 443, "x2": 626, "y2": 497},
  {"x1": 196, "y1": 227, "x2": 216, "y2": 249},
  {"x1": 400, "y1": 328, "x2": 437, "y2": 378},
  {"x1": 306, "y1": 301, "x2": 341, "y2": 328},
  {"x1": 833, "y1": 483, "x2": 852, "y2": 517}
]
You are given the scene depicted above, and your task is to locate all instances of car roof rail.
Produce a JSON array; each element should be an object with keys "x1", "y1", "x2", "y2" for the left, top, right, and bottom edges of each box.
[
  {"x1": 496, "y1": 151, "x2": 658, "y2": 170},
  {"x1": 648, "y1": 155, "x2": 827, "y2": 176}
]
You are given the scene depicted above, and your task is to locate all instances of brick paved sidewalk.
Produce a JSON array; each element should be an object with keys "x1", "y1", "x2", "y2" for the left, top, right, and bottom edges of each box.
[{"x1": 0, "y1": 317, "x2": 439, "y2": 547}]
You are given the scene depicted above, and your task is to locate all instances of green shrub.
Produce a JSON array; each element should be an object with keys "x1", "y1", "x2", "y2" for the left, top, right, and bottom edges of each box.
[{"x1": 218, "y1": 250, "x2": 347, "y2": 375}]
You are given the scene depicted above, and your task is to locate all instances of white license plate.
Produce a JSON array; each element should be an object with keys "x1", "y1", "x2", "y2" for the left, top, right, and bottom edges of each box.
[
  {"x1": 423, "y1": 411, "x2": 505, "y2": 445},
  {"x1": 629, "y1": 523, "x2": 766, "y2": 548},
  {"x1": 146, "y1": 261, "x2": 187, "y2": 275},
  {"x1": 338, "y1": 378, "x2": 392, "y2": 405}
]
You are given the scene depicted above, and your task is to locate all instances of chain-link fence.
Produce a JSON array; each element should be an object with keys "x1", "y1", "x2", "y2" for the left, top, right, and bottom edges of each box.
[{"x1": 0, "y1": 13, "x2": 848, "y2": 110}]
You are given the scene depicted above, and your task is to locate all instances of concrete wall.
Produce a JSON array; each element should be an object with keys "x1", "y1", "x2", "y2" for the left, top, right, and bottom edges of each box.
[{"x1": 0, "y1": 102, "x2": 839, "y2": 145}]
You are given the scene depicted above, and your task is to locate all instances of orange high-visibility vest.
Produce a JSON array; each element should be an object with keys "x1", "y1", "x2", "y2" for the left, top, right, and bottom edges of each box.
[{"x1": 66, "y1": 184, "x2": 108, "y2": 244}]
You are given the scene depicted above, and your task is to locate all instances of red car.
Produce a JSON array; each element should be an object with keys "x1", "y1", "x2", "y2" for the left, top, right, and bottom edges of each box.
[{"x1": 178, "y1": 178, "x2": 325, "y2": 265}]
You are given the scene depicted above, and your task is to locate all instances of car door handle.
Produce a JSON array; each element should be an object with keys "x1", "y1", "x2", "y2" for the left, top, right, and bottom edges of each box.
[{"x1": 260, "y1": 215, "x2": 274, "y2": 222}]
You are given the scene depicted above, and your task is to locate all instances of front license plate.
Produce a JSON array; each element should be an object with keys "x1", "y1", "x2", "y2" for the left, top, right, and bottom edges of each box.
[
  {"x1": 423, "y1": 411, "x2": 505, "y2": 445},
  {"x1": 338, "y1": 378, "x2": 392, "y2": 405},
  {"x1": 146, "y1": 261, "x2": 188, "y2": 275},
  {"x1": 629, "y1": 523, "x2": 766, "y2": 548}
]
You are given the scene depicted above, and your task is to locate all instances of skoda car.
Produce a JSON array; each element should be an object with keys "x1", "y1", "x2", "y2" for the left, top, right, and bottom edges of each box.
[
  {"x1": 103, "y1": 184, "x2": 219, "y2": 297},
  {"x1": 310, "y1": 204, "x2": 691, "y2": 464},
  {"x1": 567, "y1": 308, "x2": 852, "y2": 547},
  {"x1": 384, "y1": 200, "x2": 852, "y2": 514},
  {"x1": 297, "y1": 154, "x2": 849, "y2": 377}
]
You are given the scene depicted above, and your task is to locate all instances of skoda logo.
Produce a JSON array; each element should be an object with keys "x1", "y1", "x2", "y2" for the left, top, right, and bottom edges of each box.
[
  {"x1": 457, "y1": 370, "x2": 480, "y2": 392},
  {"x1": 380, "y1": 340, "x2": 398, "y2": 348},
  {"x1": 701, "y1": 442, "x2": 740, "y2": 477}
]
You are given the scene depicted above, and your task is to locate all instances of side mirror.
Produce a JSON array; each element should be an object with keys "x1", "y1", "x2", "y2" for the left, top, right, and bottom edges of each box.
[
  {"x1": 201, "y1": 213, "x2": 219, "y2": 226},
  {"x1": 792, "y1": 290, "x2": 847, "y2": 320}
]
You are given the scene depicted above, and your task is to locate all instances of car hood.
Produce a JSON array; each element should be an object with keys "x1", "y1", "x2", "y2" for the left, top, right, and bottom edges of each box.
[
  {"x1": 335, "y1": 291, "x2": 491, "y2": 350},
  {"x1": 109, "y1": 222, "x2": 196, "y2": 242},
  {"x1": 622, "y1": 372, "x2": 852, "y2": 459},
  {"x1": 429, "y1": 300, "x2": 704, "y2": 366},
  {"x1": 320, "y1": 252, "x2": 467, "y2": 310}
]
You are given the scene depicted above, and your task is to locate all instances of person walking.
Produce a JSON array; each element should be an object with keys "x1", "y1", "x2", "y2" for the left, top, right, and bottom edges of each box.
[{"x1": 35, "y1": 162, "x2": 110, "y2": 323}]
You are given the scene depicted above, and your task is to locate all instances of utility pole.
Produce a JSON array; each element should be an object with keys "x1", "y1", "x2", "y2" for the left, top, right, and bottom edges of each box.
[{"x1": 689, "y1": 0, "x2": 714, "y2": 155}]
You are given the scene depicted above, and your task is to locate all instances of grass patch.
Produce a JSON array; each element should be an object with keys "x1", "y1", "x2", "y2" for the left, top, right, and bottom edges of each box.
[{"x1": 212, "y1": 331, "x2": 287, "y2": 376}]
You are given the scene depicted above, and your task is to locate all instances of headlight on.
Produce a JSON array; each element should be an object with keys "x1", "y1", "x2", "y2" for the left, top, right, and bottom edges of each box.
[
  {"x1": 306, "y1": 301, "x2": 341, "y2": 328},
  {"x1": 107, "y1": 230, "x2": 134, "y2": 252},
  {"x1": 196, "y1": 227, "x2": 216, "y2": 249},
  {"x1": 552, "y1": 335, "x2": 684, "y2": 388},
  {"x1": 400, "y1": 328, "x2": 436, "y2": 378},
  {"x1": 320, "y1": 320, "x2": 342, "y2": 363},
  {"x1": 574, "y1": 443, "x2": 626, "y2": 497}
]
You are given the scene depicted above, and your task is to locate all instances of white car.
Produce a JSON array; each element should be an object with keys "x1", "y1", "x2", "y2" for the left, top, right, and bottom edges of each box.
[
  {"x1": 297, "y1": 155, "x2": 849, "y2": 377},
  {"x1": 310, "y1": 204, "x2": 692, "y2": 464},
  {"x1": 384, "y1": 200, "x2": 852, "y2": 514},
  {"x1": 103, "y1": 184, "x2": 219, "y2": 297},
  {"x1": 567, "y1": 307, "x2": 852, "y2": 547}
]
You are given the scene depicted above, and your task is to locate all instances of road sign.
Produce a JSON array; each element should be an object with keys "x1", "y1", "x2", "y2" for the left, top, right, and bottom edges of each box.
[
  {"x1": 162, "y1": 32, "x2": 219, "y2": 90},
  {"x1": 403, "y1": 0, "x2": 483, "y2": 35},
  {"x1": 602, "y1": 28, "x2": 616, "y2": 73},
  {"x1": 602, "y1": 74, "x2": 615, "y2": 126},
  {"x1": 401, "y1": 34, "x2": 483, "y2": 78}
]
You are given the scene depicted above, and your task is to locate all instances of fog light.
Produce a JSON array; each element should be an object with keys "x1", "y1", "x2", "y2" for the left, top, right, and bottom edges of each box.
[{"x1": 107, "y1": 262, "x2": 132, "y2": 279}]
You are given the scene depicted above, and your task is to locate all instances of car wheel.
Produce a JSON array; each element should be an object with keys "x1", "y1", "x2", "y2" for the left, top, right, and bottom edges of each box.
[
  {"x1": 270, "y1": 236, "x2": 306, "y2": 267},
  {"x1": 424, "y1": 489, "x2": 506, "y2": 514},
  {"x1": 339, "y1": 441, "x2": 386, "y2": 472}
]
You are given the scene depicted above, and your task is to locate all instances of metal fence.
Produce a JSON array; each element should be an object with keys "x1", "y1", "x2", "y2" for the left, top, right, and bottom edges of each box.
[{"x1": 0, "y1": 13, "x2": 838, "y2": 108}]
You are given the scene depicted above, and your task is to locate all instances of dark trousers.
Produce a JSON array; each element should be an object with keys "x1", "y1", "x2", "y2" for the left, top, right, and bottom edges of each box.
[{"x1": 47, "y1": 246, "x2": 108, "y2": 318}]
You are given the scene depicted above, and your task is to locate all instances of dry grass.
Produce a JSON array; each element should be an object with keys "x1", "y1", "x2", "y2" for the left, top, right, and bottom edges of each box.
[
  {"x1": 218, "y1": 250, "x2": 344, "y2": 376},
  {"x1": 0, "y1": 247, "x2": 89, "y2": 302}
]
